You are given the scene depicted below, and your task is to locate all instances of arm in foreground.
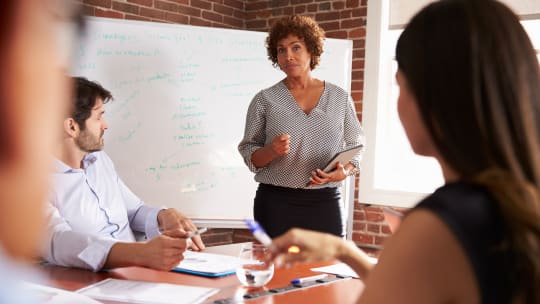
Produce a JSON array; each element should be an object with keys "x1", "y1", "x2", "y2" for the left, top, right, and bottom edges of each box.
[{"x1": 269, "y1": 228, "x2": 375, "y2": 279}]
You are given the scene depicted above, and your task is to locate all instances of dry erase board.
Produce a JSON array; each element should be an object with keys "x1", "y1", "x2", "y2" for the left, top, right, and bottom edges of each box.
[{"x1": 72, "y1": 17, "x2": 353, "y2": 226}]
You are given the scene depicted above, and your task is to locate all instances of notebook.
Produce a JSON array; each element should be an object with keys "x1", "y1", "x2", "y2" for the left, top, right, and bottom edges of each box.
[{"x1": 173, "y1": 251, "x2": 246, "y2": 278}]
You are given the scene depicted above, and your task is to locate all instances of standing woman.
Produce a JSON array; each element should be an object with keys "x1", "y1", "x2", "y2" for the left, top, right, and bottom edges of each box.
[{"x1": 238, "y1": 15, "x2": 364, "y2": 238}]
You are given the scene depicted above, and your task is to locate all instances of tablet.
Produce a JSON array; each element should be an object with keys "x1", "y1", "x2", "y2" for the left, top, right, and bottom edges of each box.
[{"x1": 322, "y1": 145, "x2": 364, "y2": 173}]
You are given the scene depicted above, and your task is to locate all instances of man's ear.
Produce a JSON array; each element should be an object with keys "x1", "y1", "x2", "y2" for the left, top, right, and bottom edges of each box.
[{"x1": 63, "y1": 118, "x2": 79, "y2": 137}]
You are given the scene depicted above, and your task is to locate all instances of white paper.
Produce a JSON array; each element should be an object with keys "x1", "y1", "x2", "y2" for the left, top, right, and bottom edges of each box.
[
  {"x1": 76, "y1": 278, "x2": 218, "y2": 304},
  {"x1": 311, "y1": 263, "x2": 362, "y2": 279},
  {"x1": 176, "y1": 251, "x2": 246, "y2": 274},
  {"x1": 22, "y1": 282, "x2": 103, "y2": 304}
]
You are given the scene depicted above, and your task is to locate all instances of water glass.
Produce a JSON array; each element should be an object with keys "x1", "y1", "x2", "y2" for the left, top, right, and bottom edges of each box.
[{"x1": 235, "y1": 243, "x2": 274, "y2": 288}]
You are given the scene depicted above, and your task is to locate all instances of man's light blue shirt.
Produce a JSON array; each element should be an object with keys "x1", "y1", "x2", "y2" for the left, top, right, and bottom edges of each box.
[{"x1": 42, "y1": 151, "x2": 163, "y2": 271}]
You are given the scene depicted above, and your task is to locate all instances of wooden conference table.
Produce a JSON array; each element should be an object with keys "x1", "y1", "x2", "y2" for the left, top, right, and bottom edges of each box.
[{"x1": 33, "y1": 242, "x2": 365, "y2": 303}]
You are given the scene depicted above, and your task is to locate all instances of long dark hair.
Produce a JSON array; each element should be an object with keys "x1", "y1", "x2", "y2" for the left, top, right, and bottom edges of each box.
[{"x1": 396, "y1": 0, "x2": 540, "y2": 302}]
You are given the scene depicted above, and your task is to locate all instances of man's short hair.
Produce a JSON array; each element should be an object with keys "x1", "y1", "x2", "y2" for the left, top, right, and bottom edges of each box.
[{"x1": 72, "y1": 77, "x2": 112, "y2": 130}]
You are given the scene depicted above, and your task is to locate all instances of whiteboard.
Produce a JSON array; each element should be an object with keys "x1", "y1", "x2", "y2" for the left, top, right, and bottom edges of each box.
[{"x1": 72, "y1": 17, "x2": 353, "y2": 226}]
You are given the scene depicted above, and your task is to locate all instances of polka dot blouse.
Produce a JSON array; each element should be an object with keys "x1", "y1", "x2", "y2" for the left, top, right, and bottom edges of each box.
[{"x1": 238, "y1": 80, "x2": 365, "y2": 189}]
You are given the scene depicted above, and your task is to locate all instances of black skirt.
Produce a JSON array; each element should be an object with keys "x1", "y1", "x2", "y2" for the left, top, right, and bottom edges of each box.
[{"x1": 253, "y1": 183, "x2": 343, "y2": 238}]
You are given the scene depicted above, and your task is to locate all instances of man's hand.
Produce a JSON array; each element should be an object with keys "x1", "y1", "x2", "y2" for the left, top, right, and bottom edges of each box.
[
  {"x1": 105, "y1": 229, "x2": 188, "y2": 271},
  {"x1": 157, "y1": 208, "x2": 205, "y2": 251},
  {"x1": 138, "y1": 229, "x2": 188, "y2": 270}
]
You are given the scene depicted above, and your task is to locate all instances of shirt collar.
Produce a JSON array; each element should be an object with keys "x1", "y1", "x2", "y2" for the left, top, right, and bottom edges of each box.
[{"x1": 53, "y1": 152, "x2": 98, "y2": 173}]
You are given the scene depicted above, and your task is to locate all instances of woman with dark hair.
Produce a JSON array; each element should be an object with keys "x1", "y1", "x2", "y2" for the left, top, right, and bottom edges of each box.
[
  {"x1": 238, "y1": 15, "x2": 364, "y2": 238},
  {"x1": 269, "y1": 1, "x2": 540, "y2": 303}
]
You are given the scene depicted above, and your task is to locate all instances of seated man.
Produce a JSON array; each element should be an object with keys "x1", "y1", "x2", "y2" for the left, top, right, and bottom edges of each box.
[{"x1": 42, "y1": 77, "x2": 205, "y2": 272}]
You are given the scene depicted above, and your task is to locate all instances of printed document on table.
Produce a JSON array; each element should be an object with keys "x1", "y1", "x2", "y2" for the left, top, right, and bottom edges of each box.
[
  {"x1": 311, "y1": 262, "x2": 361, "y2": 279},
  {"x1": 76, "y1": 278, "x2": 218, "y2": 304},
  {"x1": 22, "y1": 282, "x2": 102, "y2": 304}
]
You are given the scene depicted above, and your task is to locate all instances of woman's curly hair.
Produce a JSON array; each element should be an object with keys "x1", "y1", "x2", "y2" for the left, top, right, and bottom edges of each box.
[{"x1": 266, "y1": 15, "x2": 325, "y2": 70}]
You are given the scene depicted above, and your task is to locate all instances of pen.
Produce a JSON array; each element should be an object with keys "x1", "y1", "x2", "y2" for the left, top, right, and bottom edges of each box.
[
  {"x1": 290, "y1": 274, "x2": 328, "y2": 284},
  {"x1": 186, "y1": 227, "x2": 207, "y2": 238},
  {"x1": 244, "y1": 219, "x2": 272, "y2": 247}
]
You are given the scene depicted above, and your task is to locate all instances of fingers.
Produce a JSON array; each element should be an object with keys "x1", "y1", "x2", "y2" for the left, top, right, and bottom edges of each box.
[
  {"x1": 272, "y1": 134, "x2": 290, "y2": 156},
  {"x1": 189, "y1": 235, "x2": 206, "y2": 251},
  {"x1": 161, "y1": 229, "x2": 189, "y2": 239}
]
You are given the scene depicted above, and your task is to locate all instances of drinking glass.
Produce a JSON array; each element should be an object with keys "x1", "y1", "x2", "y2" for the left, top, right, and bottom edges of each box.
[{"x1": 235, "y1": 243, "x2": 274, "y2": 288}]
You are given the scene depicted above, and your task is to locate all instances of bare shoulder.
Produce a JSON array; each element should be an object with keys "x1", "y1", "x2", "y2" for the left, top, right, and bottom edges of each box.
[{"x1": 357, "y1": 209, "x2": 479, "y2": 304}]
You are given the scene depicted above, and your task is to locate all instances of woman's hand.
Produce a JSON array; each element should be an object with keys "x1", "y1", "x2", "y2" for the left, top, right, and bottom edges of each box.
[
  {"x1": 270, "y1": 134, "x2": 290, "y2": 156},
  {"x1": 158, "y1": 208, "x2": 205, "y2": 251},
  {"x1": 307, "y1": 162, "x2": 348, "y2": 186},
  {"x1": 269, "y1": 228, "x2": 344, "y2": 267}
]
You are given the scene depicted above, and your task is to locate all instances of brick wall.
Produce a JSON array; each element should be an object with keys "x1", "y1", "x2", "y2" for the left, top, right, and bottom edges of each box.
[{"x1": 80, "y1": 0, "x2": 399, "y2": 249}]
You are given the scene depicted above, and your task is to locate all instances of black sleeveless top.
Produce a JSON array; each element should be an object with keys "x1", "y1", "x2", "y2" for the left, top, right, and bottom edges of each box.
[{"x1": 415, "y1": 182, "x2": 514, "y2": 303}]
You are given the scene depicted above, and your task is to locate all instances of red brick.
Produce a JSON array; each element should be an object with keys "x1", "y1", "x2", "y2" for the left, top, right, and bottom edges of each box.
[
  {"x1": 202, "y1": 11, "x2": 223, "y2": 23},
  {"x1": 353, "y1": 38, "x2": 365, "y2": 48},
  {"x1": 318, "y1": 2, "x2": 331, "y2": 11},
  {"x1": 340, "y1": 9, "x2": 352, "y2": 19},
  {"x1": 257, "y1": 9, "x2": 272, "y2": 19},
  {"x1": 84, "y1": 0, "x2": 112, "y2": 8},
  {"x1": 95, "y1": 8, "x2": 123, "y2": 18},
  {"x1": 346, "y1": 0, "x2": 359, "y2": 8},
  {"x1": 245, "y1": 11, "x2": 258, "y2": 20},
  {"x1": 352, "y1": 59, "x2": 364, "y2": 69},
  {"x1": 381, "y1": 225, "x2": 392, "y2": 234},
  {"x1": 365, "y1": 211, "x2": 383, "y2": 222},
  {"x1": 349, "y1": 27, "x2": 366, "y2": 38},
  {"x1": 246, "y1": 1, "x2": 268, "y2": 10},
  {"x1": 353, "y1": 48, "x2": 364, "y2": 58},
  {"x1": 353, "y1": 7, "x2": 367, "y2": 17},
  {"x1": 155, "y1": 0, "x2": 179, "y2": 12},
  {"x1": 170, "y1": 0, "x2": 189, "y2": 4},
  {"x1": 294, "y1": 5, "x2": 306, "y2": 14},
  {"x1": 341, "y1": 18, "x2": 361, "y2": 29},
  {"x1": 352, "y1": 221, "x2": 366, "y2": 231},
  {"x1": 307, "y1": 3, "x2": 317, "y2": 12},
  {"x1": 270, "y1": 0, "x2": 289, "y2": 7},
  {"x1": 140, "y1": 7, "x2": 166, "y2": 19},
  {"x1": 214, "y1": 3, "x2": 234, "y2": 15},
  {"x1": 223, "y1": 15, "x2": 243, "y2": 28},
  {"x1": 246, "y1": 19, "x2": 267, "y2": 28},
  {"x1": 224, "y1": 0, "x2": 244, "y2": 10},
  {"x1": 178, "y1": 5, "x2": 201, "y2": 16},
  {"x1": 353, "y1": 210, "x2": 365, "y2": 220},
  {"x1": 332, "y1": 1, "x2": 345, "y2": 9},
  {"x1": 112, "y1": 1, "x2": 139, "y2": 14},
  {"x1": 127, "y1": 0, "x2": 153, "y2": 7},
  {"x1": 291, "y1": 0, "x2": 312, "y2": 4},
  {"x1": 191, "y1": 0, "x2": 212, "y2": 10},
  {"x1": 233, "y1": 9, "x2": 246, "y2": 19},
  {"x1": 316, "y1": 11, "x2": 341, "y2": 21},
  {"x1": 166, "y1": 12, "x2": 189, "y2": 23},
  {"x1": 319, "y1": 21, "x2": 339, "y2": 32},
  {"x1": 325, "y1": 30, "x2": 348, "y2": 39},
  {"x1": 352, "y1": 70, "x2": 364, "y2": 81},
  {"x1": 190, "y1": 16, "x2": 211, "y2": 26},
  {"x1": 284, "y1": 6, "x2": 293, "y2": 15},
  {"x1": 271, "y1": 7, "x2": 283, "y2": 15},
  {"x1": 367, "y1": 223, "x2": 380, "y2": 233}
]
